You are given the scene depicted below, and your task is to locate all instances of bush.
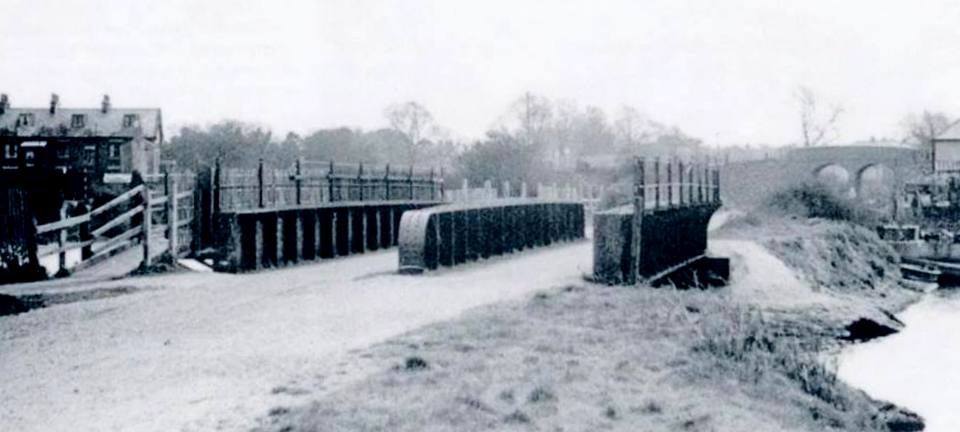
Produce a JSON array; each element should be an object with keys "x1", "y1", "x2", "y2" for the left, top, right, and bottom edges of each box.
[{"x1": 764, "y1": 183, "x2": 879, "y2": 226}]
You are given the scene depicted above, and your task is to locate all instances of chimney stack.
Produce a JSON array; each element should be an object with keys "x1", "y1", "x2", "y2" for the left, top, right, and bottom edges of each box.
[
  {"x1": 0, "y1": 94, "x2": 8, "y2": 115},
  {"x1": 101, "y1": 94, "x2": 111, "y2": 113},
  {"x1": 49, "y1": 93, "x2": 59, "y2": 114}
]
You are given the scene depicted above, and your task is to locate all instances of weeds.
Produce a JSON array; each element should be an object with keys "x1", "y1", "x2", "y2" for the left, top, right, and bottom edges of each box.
[{"x1": 693, "y1": 307, "x2": 847, "y2": 410}]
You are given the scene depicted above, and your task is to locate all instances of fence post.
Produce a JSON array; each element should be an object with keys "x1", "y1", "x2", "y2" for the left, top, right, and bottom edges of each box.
[
  {"x1": 700, "y1": 161, "x2": 710, "y2": 202},
  {"x1": 142, "y1": 186, "x2": 152, "y2": 268},
  {"x1": 636, "y1": 158, "x2": 646, "y2": 210},
  {"x1": 168, "y1": 175, "x2": 179, "y2": 258},
  {"x1": 213, "y1": 157, "x2": 221, "y2": 215},
  {"x1": 439, "y1": 167, "x2": 445, "y2": 201},
  {"x1": 462, "y1": 178, "x2": 469, "y2": 202},
  {"x1": 688, "y1": 160, "x2": 695, "y2": 204},
  {"x1": 258, "y1": 158, "x2": 265, "y2": 208},
  {"x1": 384, "y1": 164, "x2": 392, "y2": 201},
  {"x1": 502, "y1": 180, "x2": 510, "y2": 199},
  {"x1": 667, "y1": 158, "x2": 673, "y2": 207},
  {"x1": 80, "y1": 201, "x2": 93, "y2": 260},
  {"x1": 521, "y1": 182, "x2": 527, "y2": 198},
  {"x1": 408, "y1": 166, "x2": 414, "y2": 200},
  {"x1": 57, "y1": 203, "x2": 68, "y2": 275},
  {"x1": 713, "y1": 164, "x2": 721, "y2": 202},
  {"x1": 678, "y1": 159, "x2": 685, "y2": 206},
  {"x1": 429, "y1": 168, "x2": 436, "y2": 201},
  {"x1": 295, "y1": 158, "x2": 302, "y2": 206},
  {"x1": 654, "y1": 157, "x2": 661, "y2": 209},
  {"x1": 358, "y1": 162, "x2": 365, "y2": 201},
  {"x1": 328, "y1": 160, "x2": 336, "y2": 202}
]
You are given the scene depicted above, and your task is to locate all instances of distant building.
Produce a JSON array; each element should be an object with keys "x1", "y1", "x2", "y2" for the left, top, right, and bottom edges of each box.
[
  {"x1": 933, "y1": 120, "x2": 960, "y2": 173},
  {"x1": 0, "y1": 93, "x2": 162, "y2": 181}
]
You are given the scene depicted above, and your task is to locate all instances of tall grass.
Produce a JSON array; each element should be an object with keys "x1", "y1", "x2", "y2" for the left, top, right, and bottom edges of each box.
[
  {"x1": 764, "y1": 182, "x2": 880, "y2": 226},
  {"x1": 693, "y1": 306, "x2": 846, "y2": 409}
]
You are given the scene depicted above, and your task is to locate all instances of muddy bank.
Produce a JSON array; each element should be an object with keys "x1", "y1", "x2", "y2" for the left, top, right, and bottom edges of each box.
[{"x1": 258, "y1": 217, "x2": 924, "y2": 432}]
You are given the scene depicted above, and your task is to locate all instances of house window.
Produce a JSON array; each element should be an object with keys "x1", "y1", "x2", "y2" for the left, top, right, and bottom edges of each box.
[
  {"x1": 56, "y1": 145, "x2": 68, "y2": 159},
  {"x1": 24, "y1": 150, "x2": 35, "y2": 167},
  {"x1": 3, "y1": 143, "x2": 17, "y2": 159},
  {"x1": 83, "y1": 145, "x2": 96, "y2": 167},
  {"x1": 109, "y1": 143, "x2": 121, "y2": 158},
  {"x1": 17, "y1": 113, "x2": 34, "y2": 127},
  {"x1": 123, "y1": 114, "x2": 139, "y2": 128},
  {"x1": 71, "y1": 114, "x2": 86, "y2": 128}
]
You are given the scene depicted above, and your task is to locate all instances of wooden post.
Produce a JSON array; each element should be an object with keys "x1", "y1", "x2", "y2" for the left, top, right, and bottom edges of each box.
[
  {"x1": 384, "y1": 164, "x2": 392, "y2": 201},
  {"x1": 688, "y1": 160, "x2": 695, "y2": 204},
  {"x1": 521, "y1": 182, "x2": 528, "y2": 198},
  {"x1": 213, "y1": 157, "x2": 221, "y2": 215},
  {"x1": 429, "y1": 168, "x2": 436, "y2": 201},
  {"x1": 462, "y1": 178, "x2": 469, "y2": 202},
  {"x1": 168, "y1": 175, "x2": 179, "y2": 258},
  {"x1": 408, "y1": 166, "x2": 414, "y2": 200},
  {"x1": 714, "y1": 165, "x2": 721, "y2": 202},
  {"x1": 667, "y1": 158, "x2": 673, "y2": 207},
  {"x1": 702, "y1": 162, "x2": 708, "y2": 203},
  {"x1": 295, "y1": 158, "x2": 302, "y2": 206},
  {"x1": 654, "y1": 157, "x2": 661, "y2": 209},
  {"x1": 57, "y1": 203, "x2": 68, "y2": 275},
  {"x1": 142, "y1": 187, "x2": 152, "y2": 268},
  {"x1": 439, "y1": 167, "x2": 445, "y2": 201},
  {"x1": 258, "y1": 158, "x2": 265, "y2": 208},
  {"x1": 358, "y1": 162, "x2": 365, "y2": 201},
  {"x1": 502, "y1": 180, "x2": 510, "y2": 199},
  {"x1": 701, "y1": 161, "x2": 710, "y2": 202},
  {"x1": 327, "y1": 160, "x2": 336, "y2": 202},
  {"x1": 678, "y1": 159, "x2": 685, "y2": 206}
]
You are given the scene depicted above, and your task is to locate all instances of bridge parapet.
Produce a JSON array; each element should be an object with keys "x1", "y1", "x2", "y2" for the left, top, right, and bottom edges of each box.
[
  {"x1": 397, "y1": 199, "x2": 585, "y2": 273},
  {"x1": 213, "y1": 201, "x2": 441, "y2": 272},
  {"x1": 594, "y1": 157, "x2": 725, "y2": 285}
]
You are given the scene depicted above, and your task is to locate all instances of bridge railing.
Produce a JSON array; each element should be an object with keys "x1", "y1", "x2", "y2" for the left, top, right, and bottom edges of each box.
[
  {"x1": 211, "y1": 159, "x2": 444, "y2": 213},
  {"x1": 633, "y1": 157, "x2": 721, "y2": 211}
]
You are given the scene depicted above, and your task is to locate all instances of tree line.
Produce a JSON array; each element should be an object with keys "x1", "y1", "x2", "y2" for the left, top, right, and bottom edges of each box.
[{"x1": 162, "y1": 92, "x2": 706, "y2": 188}]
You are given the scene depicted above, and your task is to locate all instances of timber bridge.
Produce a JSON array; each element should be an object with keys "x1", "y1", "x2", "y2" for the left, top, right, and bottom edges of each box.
[{"x1": 2, "y1": 156, "x2": 724, "y2": 288}]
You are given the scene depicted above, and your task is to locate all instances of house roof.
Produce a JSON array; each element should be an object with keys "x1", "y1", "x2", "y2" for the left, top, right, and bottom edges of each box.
[
  {"x1": 0, "y1": 107, "x2": 162, "y2": 140},
  {"x1": 935, "y1": 120, "x2": 960, "y2": 141}
]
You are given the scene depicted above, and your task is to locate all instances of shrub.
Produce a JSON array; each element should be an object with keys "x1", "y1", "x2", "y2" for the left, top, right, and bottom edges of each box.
[{"x1": 764, "y1": 182, "x2": 879, "y2": 226}]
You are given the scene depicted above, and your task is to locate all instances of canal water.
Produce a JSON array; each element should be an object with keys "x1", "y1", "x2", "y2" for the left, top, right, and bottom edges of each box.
[{"x1": 838, "y1": 292, "x2": 960, "y2": 431}]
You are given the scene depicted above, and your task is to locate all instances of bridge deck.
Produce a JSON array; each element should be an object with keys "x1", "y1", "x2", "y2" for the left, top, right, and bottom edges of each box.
[{"x1": 0, "y1": 239, "x2": 591, "y2": 431}]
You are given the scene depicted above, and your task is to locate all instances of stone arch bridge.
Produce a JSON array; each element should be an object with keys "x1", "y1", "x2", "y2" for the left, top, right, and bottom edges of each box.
[{"x1": 720, "y1": 145, "x2": 926, "y2": 209}]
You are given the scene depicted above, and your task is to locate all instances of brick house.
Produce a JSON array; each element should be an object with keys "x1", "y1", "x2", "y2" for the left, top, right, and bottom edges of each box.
[{"x1": 0, "y1": 94, "x2": 162, "y2": 182}]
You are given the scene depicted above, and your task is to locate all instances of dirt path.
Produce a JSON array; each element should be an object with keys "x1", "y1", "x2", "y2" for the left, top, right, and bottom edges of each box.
[{"x1": 0, "y1": 240, "x2": 592, "y2": 432}]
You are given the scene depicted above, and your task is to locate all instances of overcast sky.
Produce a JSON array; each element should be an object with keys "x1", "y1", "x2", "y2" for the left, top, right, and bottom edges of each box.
[{"x1": 2, "y1": 0, "x2": 959, "y2": 146}]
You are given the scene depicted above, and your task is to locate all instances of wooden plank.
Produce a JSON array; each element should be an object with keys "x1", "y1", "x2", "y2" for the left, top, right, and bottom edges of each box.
[
  {"x1": 37, "y1": 239, "x2": 96, "y2": 258},
  {"x1": 175, "y1": 190, "x2": 193, "y2": 200},
  {"x1": 150, "y1": 196, "x2": 169, "y2": 206},
  {"x1": 177, "y1": 217, "x2": 194, "y2": 228},
  {"x1": 91, "y1": 205, "x2": 144, "y2": 237},
  {"x1": 89, "y1": 226, "x2": 141, "y2": 259},
  {"x1": 90, "y1": 185, "x2": 145, "y2": 217},
  {"x1": 36, "y1": 213, "x2": 91, "y2": 234}
]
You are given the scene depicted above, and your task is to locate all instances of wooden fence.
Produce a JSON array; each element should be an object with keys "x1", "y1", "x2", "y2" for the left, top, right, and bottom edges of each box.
[
  {"x1": 33, "y1": 171, "x2": 196, "y2": 276},
  {"x1": 212, "y1": 159, "x2": 444, "y2": 212}
]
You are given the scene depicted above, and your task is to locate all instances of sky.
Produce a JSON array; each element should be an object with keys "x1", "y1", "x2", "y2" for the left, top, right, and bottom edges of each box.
[{"x1": 1, "y1": 0, "x2": 959, "y2": 147}]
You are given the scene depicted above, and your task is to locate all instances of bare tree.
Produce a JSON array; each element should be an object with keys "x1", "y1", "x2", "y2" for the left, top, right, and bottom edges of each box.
[
  {"x1": 506, "y1": 92, "x2": 552, "y2": 146},
  {"x1": 384, "y1": 101, "x2": 434, "y2": 165},
  {"x1": 796, "y1": 86, "x2": 843, "y2": 147},
  {"x1": 613, "y1": 105, "x2": 663, "y2": 151},
  {"x1": 902, "y1": 110, "x2": 953, "y2": 152}
]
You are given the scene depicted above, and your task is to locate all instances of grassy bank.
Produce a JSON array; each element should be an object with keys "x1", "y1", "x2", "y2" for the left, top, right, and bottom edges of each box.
[{"x1": 258, "y1": 214, "x2": 922, "y2": 431}]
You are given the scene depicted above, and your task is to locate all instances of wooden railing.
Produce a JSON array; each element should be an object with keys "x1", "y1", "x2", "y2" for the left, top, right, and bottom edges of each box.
[
  {"x1": 633, "y1": 157, "x2": 721, "y2": 211},
  {"x1": 34, "y1": 171, "x2": 196, "y2": 275},
  {"x1": 212, "y1": 159, "x2": 444, "y2": 212}
]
